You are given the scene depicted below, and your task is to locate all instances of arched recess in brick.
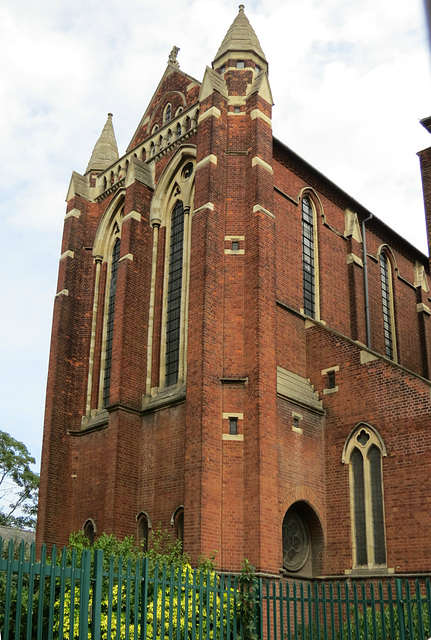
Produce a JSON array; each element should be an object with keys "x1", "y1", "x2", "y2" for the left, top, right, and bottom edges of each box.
[
  {"x1": 136, "y1": 511, "x2": 152, "y2": 552},
  {"x1": 84, "y1": 193, "x2": 125, "y2": 415},
  {"x1": 281, "y1": 501, "x2": 324, "y2": 578},
  {"x1": 83, "y1": 518, "x2": 97, "y2": 545},
  {"x1": 149, "y1": 145, "x2": 196, "y2": 391},
  {"x1": 171, "y1": 505, "x2": 184, "y2": 549}
]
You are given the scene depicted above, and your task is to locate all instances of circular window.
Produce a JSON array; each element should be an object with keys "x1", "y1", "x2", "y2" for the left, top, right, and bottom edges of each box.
[
  {"x1": 282, "y1": 510, "x2": 309, "y2": 571},
  {"x1": 182, "y1": 162, "x2": 194, "y2": 180}
]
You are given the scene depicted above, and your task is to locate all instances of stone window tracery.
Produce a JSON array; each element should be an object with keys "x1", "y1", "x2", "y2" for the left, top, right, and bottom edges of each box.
[{"x1": 343, "y1": 424, "x2": 387, "y2": 568}]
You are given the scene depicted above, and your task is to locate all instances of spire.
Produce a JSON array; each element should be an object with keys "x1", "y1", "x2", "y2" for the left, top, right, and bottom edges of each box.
[
  {"x1": 212, "y1": 4, "x2": 267, "y2": 69},
  {"x1": 85, "y1": 113, "x2": 119, "y2": 174}
]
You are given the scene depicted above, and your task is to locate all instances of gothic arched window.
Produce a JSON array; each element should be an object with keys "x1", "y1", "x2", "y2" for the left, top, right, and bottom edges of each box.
[
  {"x1": 83, "y1": 519, "x2": 96, "y2": 545},
  {"x1": 164, "y1": 103, "x2": 172, "y2": 124},
  {"x1": 171, "y1": 506, "x2": 184, "y2": 550},
  {"x1": 145, "y1": 150, "x2": 195, "y2": 398},
  {"x1": 137, "y1": 512, "x2": 151, "y2": 552},
  {"x1": 301, "y1": 195, "x2": 318, "y2": 318},
  {"x1": 165, "y1": 201, "x2": 185, "y2": 387},
  {"x1": 379, "y1": 251, "x2": 396, "y2": 360},
  {"x1": 103, "y1": 236, "x2": 121, "y2": 407},
  {"x1": 343, "y1": 424, "x2": 387, "y2": 568}
]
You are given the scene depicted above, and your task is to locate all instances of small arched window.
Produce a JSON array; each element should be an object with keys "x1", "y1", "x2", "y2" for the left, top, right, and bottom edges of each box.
[
  {"x1": 301, "y1": 195, "x2": 318, "y2": 318},
  {"x1": 171, "y1": 506, "x2": 184, "y2": 550},
  {"x1": 164, "y1": 103, "x2": 172, "y2": 124},
  {"x1": 152, "y1": 124, "x2": 159, "y2": 134},
  {"x1": 175, "y1": 106, "x2": 183, "y2": 117},
  {"x1": 176, "y1": 123, "x2": 182, "y2": 139},
  {"x1": 343, "y1": 424, "x2": 387, "y2": 568},
  {"x1": 83, "y1": 519, "x2": 96, "y2": 546},
  {"x1": 137, "y1": 512, "x2": 151, "y2": 552},
  {"x1": 150, "y1": 142, "x2": 155, "y2": 158},
  {"x1": 379, "y1": 251, "x2": 396, "y2": 360}
]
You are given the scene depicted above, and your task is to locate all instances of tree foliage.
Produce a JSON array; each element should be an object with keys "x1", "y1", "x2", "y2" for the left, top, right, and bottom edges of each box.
[{"x1": 0, "y1": 430, "x2": 39, "y2": 529}]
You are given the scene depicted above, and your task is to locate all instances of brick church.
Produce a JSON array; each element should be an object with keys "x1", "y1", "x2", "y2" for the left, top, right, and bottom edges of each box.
[{"x1": 37, "y1": 6, "x2": 431, "y2": 578}]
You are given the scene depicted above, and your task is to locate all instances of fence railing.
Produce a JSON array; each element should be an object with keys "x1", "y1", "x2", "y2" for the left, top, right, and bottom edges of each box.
[{"x1": 1, "y1": 536, "x2": 431, "y2": 640}]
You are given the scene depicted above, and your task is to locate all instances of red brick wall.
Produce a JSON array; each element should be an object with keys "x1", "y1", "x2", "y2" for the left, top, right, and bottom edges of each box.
[{"x1": 37, "y1": 59, "x2": 431, "y2": 580}]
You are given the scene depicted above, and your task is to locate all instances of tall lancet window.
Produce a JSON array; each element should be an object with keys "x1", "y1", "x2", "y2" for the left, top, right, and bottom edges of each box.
[
  {"x1": 379, "y1": 252, "x2": 396, "y2": 360},
  {"x1": 165, "y1": 201, "x2": 184, "y2": 386},
  {"x1": 103, "y1": 236, "x2": 121, "y2": 407},
  {"x1": 302, "y1": 196, "x2": 316, "y2": 318},
  {"x1": 343, "y1": 424, "x2": 387, "y2": 568}
]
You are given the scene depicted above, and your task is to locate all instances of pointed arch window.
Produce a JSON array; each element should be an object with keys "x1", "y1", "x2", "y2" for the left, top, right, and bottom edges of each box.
[
  {"x1": 379, "y1": 252, "x2": 396, "y2": 360},
  {"x1": 171, "y1": 506, "x2": 184, "y2": 550},
  {"x1": 164, "y1": 103, "x2": 172, "y2": 124},
  {"x1": 301, "y1": 196, "x2": 317, "y2": 318},
  {"x1": 83, "y1": 519, "x2": 96, "y2": 545},
  {"x1": 343, "y1": 424, "x2": 386, "y2": 568},
  {"x1": 165, "y1": 201, "x2": 184, "y2": 387},
  {"x1": 137, "y1": 512, "x2": 151, "y2": 552},
  {"x1": 103, "y1": 236, "x2": 121, "y2": 407},
  {"x1": 145, "y1": 150, "x2": 195, "y2": 398}
]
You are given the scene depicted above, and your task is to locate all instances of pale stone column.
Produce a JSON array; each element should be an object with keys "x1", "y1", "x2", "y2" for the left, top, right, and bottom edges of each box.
[
  {"x1": 145, "y1": 223, "x2": 160, "y2": 396},
  {"x1": 85, "y1": 256, "x2": 103, "y2": 416},
  {"x1": 178, "y1": 206, "x2": 191, "y2": 383}
]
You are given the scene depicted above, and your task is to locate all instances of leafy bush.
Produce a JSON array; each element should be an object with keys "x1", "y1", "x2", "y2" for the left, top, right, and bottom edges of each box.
[{"x1": 53, "y1": 527, "x2": 235, "y2": 639}]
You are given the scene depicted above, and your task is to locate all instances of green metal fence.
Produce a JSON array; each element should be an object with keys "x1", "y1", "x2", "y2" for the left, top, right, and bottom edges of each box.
[
  {"x1": 0, "y1": 537, "x2": 243, "y2": 640},
  {"x1": 1, "y1": 536, "x2": 431, "y2": 640}
]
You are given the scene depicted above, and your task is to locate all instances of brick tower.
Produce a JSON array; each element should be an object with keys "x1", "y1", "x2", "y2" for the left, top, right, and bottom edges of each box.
[{"x1": 38, "y1": 7, "x2": 431, "y2": 578}]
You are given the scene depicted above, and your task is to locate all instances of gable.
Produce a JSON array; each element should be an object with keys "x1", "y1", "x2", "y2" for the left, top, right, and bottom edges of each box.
[{"x1": 127, "y1": 65, "x2": 201, "y2": 152}]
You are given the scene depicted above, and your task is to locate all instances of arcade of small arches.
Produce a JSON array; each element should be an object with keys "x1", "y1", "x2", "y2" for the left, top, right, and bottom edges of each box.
[
  {"x1": 96, "y1": 106, "x2": 199, "y2": 198},
  {"x1": 82, "y1": 507, "x2": 184, "y2": 552}
]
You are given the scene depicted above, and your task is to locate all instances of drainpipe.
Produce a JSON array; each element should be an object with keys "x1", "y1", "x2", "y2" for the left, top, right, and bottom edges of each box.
[{"x1": 362, "y1": 213, "x2": 373, "y2": 349}]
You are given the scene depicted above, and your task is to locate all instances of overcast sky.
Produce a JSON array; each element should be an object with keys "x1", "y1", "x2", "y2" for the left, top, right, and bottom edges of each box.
[{"x1": 1, "y1": 0, "x2": 430, "y2": 475}]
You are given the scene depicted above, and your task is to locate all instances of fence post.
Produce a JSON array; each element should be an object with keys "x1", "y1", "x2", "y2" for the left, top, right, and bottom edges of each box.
[
  {"x1": 79, "y1": 549, "x2": 91, "y2": 639},
  {"x1": 140, "y1": 556, "x2": 149, "y2": 640},
  {"x1": 254, "y1": 578, "x2": 262, "y2": 640},
  {"x1": 395, "y1": 578, "x2": 407, "y2": 640},
  {"x1": 92, "y1": 549, "x2": 104, "y2": 640}
]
